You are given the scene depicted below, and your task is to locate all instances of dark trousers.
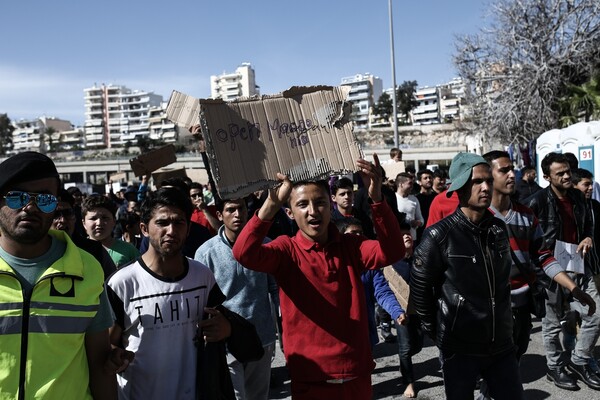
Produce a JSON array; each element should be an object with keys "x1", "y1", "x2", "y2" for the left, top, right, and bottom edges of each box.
[
  {"x1": 441, "y1": 349, "x2": 524, "y2": 400},
  {"x1": 395, "y1": 315, "x2": 423, "y2": 384},
  {"x1": 512, "y1": 305, "x2": 533, "y2": 361}
]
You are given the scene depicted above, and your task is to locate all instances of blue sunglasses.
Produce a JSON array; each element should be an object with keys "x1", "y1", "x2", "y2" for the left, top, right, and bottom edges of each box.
[{"x1": 4, "y1": 191, "x2": 58, "y2": 213}]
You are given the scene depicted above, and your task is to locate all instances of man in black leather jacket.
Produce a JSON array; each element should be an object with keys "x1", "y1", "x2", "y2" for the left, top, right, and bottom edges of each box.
[
  {"x1": 411, "y1": 152, "x2": 524, "y2": 400},
  {"x1": 526, "y1": 152, "x2": 600, "y2": 391}
]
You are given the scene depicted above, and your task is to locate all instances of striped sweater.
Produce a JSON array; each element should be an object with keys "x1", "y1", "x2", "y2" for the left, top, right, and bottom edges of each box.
[{"x1": 490, "y1": 203, "x2": 563, "y2": 308}]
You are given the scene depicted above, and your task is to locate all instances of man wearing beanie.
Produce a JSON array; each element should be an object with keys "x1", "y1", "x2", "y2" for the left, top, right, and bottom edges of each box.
[
  {"x1": 0, "y1": 151, "x2": 121, "y2": 399},
  {"x1": 410, "y1": 152, "x2": 524, "y2": 399}
]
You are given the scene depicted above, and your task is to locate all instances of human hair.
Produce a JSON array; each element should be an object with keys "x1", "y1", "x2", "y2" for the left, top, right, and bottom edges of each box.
[
  {"x1": 287, "y1": 180, "x2": 331, "y2": 207},
  {"x1": 433, "y1": 169, "x2": 447, "y2": 179},
  {"x1": 482, "y1": 150, "x2": 510, "y2": 164},
  {"x1": 140, "y1": 187, "x2": 193, "y2": 225},
  {"x1": 395, "y1": 172, "x2": 412, "y2": 187},
  {"x1": 57, "y1": 188, "x2": 75, "y2": 207},
  {"x1": 159, "y1": 177, "x2": 189, "y2": 192},
  {"x1": 66, "y1": 186, "x2": 82, "y2": 196},
  {"x1": 390, "y1": 147, "x2": 402, "y2": 159},
  {"x1": 81, "y1": 194, "x2": 118, "y2": 218},
  {"x1": 331, "y1": 177, "x2": 353, "y2": 195},
  {"x1": 563, "y1": 152, "x2": 579, "y2": 169},
  {"x1": 417, "y1": 169, "x2": 433, "y2": 181},
  {"x1": 541, "y1": 153, "x2": 570, "y2": 176},
  {"x1": 398, "y1": 221, "x2": 411, "y2": 232},
  {"x1": 215, "y1": 197, "x2": 247, "y2": 214},
  {"x1": 118, "y1": 212, "x2": 141, "y2": 232},
  {"x1": 571, "y1": 168, "x2": 594, "y2": 184},
  {"x1": 521, "y1": 165, "x2": 536, "y2": 175},
  {"x1": 189, "y1": 181, "x2": 203, "y2": 191},
  {"x1": 335, "y1": 217, "x2": 363, "y2": 234}
]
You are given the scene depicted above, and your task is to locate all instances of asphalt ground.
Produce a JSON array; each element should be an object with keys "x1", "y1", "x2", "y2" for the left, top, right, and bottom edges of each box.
[{"x1": 268, "y1": 318, "x2": 600, "y2": 399}]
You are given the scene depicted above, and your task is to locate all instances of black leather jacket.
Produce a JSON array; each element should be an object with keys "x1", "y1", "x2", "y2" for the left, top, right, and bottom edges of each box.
[
  {"x1": 526, "y1": 187, "x2": 595, "y2": 274},
  {"x1": 410, "y1": 208, "x2": 514, "y2": 355}
]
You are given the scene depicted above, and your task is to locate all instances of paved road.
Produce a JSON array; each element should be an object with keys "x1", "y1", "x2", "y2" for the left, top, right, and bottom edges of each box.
[{"x1": 268, "y1": 318, "x2": 600, "y2": 399}]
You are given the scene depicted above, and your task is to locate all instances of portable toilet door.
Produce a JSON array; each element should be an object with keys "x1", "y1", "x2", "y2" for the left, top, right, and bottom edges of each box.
[{"x1": 535, "y1": 122, "x2": 600, "y2": 188}]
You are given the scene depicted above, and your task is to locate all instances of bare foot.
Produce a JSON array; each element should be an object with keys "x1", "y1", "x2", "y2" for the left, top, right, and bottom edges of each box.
[{"x1": 404, "y1": 383, "x2": 416, "y2": 398}]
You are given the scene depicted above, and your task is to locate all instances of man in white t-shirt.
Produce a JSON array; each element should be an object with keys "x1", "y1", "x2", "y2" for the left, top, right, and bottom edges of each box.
[
  {"x1": 395, "y1": 172, "x2": 424, "y2": 241},
  {"x1": 107, "y1": 187, "x2": 234, "y2": 400}
]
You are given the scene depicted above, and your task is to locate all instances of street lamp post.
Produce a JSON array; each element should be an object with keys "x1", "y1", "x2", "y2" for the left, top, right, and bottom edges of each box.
[{"x1": 388, "y1": 0, "x2": 399, "y2": 148}]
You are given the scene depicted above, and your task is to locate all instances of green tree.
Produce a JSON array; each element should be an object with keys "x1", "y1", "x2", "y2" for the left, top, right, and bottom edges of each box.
[
  {"x1": 42, "y1": 127, "x2": 56, "y2": 153},
  {"x1": 373, "y1": 92, "x2": 393, "y2": 121},
  {"x1": 454, "y1": 0, "x2": 600, "y2": 143},
  {"x1": 396, "y1": 80, "x2": 419, "y2": 124},
  {"x1": 0, "y1": 114, "x2": 14, "y2": 155},
  {"x1": 372, "y1": 80, "x2": 419, "y2": 125}
]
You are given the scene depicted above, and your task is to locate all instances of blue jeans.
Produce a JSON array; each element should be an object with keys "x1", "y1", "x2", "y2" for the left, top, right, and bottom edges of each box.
[
  {"x1": 395, "y1": 315, "x2": 423, "y2": 384},
  {"x1": 441, "y1": 349, "x2": 524, "y2": 400},
  {"x1": 542, "y1": 272, "x2": 600, "y2": 369}
]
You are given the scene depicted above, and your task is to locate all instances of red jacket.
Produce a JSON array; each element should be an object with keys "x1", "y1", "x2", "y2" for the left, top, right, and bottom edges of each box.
[{"x1": 232, "y1": 200, "x2": 404, "y2": 382}]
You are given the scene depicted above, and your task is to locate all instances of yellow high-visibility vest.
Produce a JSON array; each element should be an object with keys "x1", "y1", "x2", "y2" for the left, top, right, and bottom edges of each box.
[{"x1": 0, "y1": 230, "x2": 105, "y2": 400}]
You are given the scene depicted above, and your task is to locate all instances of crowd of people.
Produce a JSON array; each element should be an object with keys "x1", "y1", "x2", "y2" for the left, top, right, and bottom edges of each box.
[{"x1": 2, "y1": 147, "x2": 600, "y2": 399}]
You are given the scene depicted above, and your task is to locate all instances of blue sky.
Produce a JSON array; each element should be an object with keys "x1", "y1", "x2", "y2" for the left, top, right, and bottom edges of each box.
[{"x1": 1, "y1": 0, "x2": 489, "y2": 126}]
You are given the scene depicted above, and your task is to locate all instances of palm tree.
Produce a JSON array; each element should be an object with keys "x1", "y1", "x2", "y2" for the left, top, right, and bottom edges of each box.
[{"x1": 559, "y1": 73, "x2": 600, "y2": 127}]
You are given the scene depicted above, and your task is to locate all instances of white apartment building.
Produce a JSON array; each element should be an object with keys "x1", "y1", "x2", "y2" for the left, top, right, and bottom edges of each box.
[
  {"x1": 83, "y1": 84, "x2": 163, "y2": 148},
  {"x1": 11, "y1": 116, "x2": 73, "y2": 153},
  {"x1": 412, "y1": 78, "x2": 466, "y2": 125},
  {"x1": 210, "y1": 63, "x2": 259, "y2": 101},
  {"x1": 148, "y1": 102, "x2": 182, "y2": 144},
  {"x1": 340, "y1": 73, "x2": 383, "y2": 130}
]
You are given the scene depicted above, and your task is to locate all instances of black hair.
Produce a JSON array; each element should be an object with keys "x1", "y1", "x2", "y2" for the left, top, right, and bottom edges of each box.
[
  {"x1": 215, "y1": 197, "x2": 247, "y2": 214},
  {"x1": 331, "y1": 177, "x2": 353, "y2": 195},
  {"x1": 57, "y1": 188, "x2": 75, "y2": 207},
  {"x1": 335, "y1": 217, "x2": 363, "y2": 234},
  {"x1": 140, "y1": 187, "x2": 193, "y2": 225},
  {"x1": 159, "y1": 177, "x2": 189, "y2": 193},
  {"x1": 563, "y1": 152, "x2": 579, "y2": 170},
  {"x1": 118, "y1": 211, "x2": 141, "y2": 232},
  {"x1": 417, "y1": 169, "x2": 433, "y2": 181},
  {"x1": 482, "y1": 150, "x2": 510, "y2": 164},
  {"x1": 541, "y1": 153, "x2": 570, "y2": 176},
  {"x1": 521, "y1": 165, "x2": 536, "y2": 174},
  {"x1": 571, "y1": 168, "x2": 594, "y2": 184},
  {"x1": 189, "y1": 181, "x2": 203, "y2": 191},
  {"x1": 395, "y1": 172, "x2": 412, "y2": 187},
  {"x1": 433, "y1": 169, "x2": 447, "y2": 179}
]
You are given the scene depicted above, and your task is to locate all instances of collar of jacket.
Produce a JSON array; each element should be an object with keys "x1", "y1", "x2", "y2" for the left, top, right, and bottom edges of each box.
[
  {"x1": 544, "y1": 186, "x2": 582, "y2": 204},
  {"x1": 449, "y1": 207, "x2": 496, "y2": 234}
]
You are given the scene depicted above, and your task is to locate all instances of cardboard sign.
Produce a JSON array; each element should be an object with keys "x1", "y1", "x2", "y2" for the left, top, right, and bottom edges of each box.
[
  {"x1": 382, "y1": 161, "x2": 406, "y2": 181},
  {"x1": 152, "y1": 167, "x2": 188, "y2": 188},
  {"x1": 129, "y1": 145, "x2": 177, "y2": 177},
  {"x1": 109, "y1": 172, "x2": 127, "y2": 182},
  {"x1": 166, "y1": 86, "x2": 363, "y2": 198},
  {"x1": 383, "y1": 265, "x2": 412, "y2": 313}
]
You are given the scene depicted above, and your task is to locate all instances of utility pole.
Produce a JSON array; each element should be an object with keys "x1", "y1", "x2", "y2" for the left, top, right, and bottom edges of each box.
[{"x1": 388, "y1": 0, "x2": 399, "y2": 148}]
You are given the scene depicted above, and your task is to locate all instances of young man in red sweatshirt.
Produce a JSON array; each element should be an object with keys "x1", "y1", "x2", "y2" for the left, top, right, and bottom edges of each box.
[{"x1": 232, "y1": 155, "x2": 404, "y2": 399}]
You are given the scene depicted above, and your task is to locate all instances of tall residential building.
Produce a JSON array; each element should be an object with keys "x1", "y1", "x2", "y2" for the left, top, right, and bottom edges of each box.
[
  {"x1": 11, "y1": 116, "x2": 73, "y2": 153},
  {"x1": 340, "y1": 73, "x2": 383, "y2": 130},
  {"x1": 148, "y1": 102, "x2": 184, "y2": 144},
  {"x1": 411, "y1": 78, "x2": 466, "y2": 125},
  {"x1": 83, "y1": 84, "x2": 163, "y2": 148},
  {"x1": 210, "y1": 63, "x2": 260, "y2": 101}
]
